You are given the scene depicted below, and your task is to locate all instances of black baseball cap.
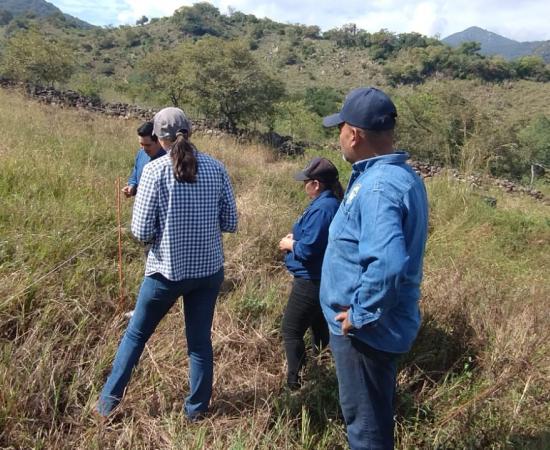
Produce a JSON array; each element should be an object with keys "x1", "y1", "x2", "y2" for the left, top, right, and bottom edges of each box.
[
  {"x1": 294, "y1": 157, "x2": 339, "y2": 183},
  {"x1": 323, "y1": 87, "x2": 397, "y2": 131}
]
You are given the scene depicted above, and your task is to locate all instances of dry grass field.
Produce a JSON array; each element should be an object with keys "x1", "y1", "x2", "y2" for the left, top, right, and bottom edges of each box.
[{"x1": 0, "y1": 89, "x2": 548, "y2": 449}]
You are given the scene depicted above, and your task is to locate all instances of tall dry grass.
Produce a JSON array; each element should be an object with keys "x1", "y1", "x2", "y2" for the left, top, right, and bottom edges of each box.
[{"x1": 0, "y1": 89, "x2": 549, "y2": 449}]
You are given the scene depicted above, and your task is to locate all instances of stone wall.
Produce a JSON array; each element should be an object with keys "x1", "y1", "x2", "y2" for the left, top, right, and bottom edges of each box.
[{"x1": 1, "y1": 79, "x2": 546, "y2": 204}]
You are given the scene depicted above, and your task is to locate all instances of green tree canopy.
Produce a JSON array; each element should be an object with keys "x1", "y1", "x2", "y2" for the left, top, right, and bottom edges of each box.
[
  {"x1": 1, "y1": 28, "x2": 75, "y2": 86},
  {"x1": 146, "y1": 37, "x2": 285, "y2": 130},
  {"x1": 172, "y1": 2, "x2": 225, "y2": 37}
]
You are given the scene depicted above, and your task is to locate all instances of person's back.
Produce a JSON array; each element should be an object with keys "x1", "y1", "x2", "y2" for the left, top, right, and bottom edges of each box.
[
  {"x1": 98, "y1": 107, "x2": 237, "y2": 421},
  {"x1": 321, "y1": 154, "x2": 428, "y2": 353},
  {"x1": 133, "y1": 151, "x2": 237, "y2": 280},
  {"x1": 319, "y1": 86, "x2": 429, "y2": 449}
]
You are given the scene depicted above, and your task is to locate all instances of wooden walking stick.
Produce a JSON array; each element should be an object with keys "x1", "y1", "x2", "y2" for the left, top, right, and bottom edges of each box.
[{"x1": 116, "y1": 176, "x2": 126, "y2": 310}]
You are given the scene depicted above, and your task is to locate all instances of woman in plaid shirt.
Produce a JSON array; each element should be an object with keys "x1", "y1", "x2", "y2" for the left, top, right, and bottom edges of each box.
[{"x1": 97, "y1": 108, "x2": 238, "y2": 421}]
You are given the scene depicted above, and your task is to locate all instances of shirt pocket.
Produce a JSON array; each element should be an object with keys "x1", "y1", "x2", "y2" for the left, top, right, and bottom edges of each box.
[{"x1": 329, "y1": 203, "x2": 352, "y2": 240}]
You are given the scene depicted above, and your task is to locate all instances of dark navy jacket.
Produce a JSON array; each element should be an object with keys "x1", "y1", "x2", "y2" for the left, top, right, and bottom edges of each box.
[{"x1": 285, "y1": 190, "x2": 340, "y2": 280}]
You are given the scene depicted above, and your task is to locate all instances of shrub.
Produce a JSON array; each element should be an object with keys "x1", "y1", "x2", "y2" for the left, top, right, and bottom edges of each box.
[{"x1": 1, "y1": 28, "x2": 75, "y2": 86}]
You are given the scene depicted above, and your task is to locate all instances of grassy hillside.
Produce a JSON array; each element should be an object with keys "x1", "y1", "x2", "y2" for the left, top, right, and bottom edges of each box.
[
  {"x1": 1, "y1": 3, "x2": 549, "y2": 105},
  {"x1": 0, "y1": 89, "x2": 548, "y2": 448}
]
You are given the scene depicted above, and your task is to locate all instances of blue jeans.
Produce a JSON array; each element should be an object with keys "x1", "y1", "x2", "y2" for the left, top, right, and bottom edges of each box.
[
  {"x1": 97, "y1": 268, "x2": 223, "y2": 418},
  {"x1": 330, "y1": 334, "x2": 398, "y2": 450}
]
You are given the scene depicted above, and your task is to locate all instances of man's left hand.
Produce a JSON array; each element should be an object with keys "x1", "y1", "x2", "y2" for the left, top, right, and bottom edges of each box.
[{"x1": 335, "y1": 310, "x2": 354, "y2": 336}]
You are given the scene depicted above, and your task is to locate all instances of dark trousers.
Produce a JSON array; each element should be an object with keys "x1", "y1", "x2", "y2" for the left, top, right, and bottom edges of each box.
[
  {"x1": 331, "y1": 334, "x2": 398, "y2": 450},
  {"x1": 281, "y1": 277, "x2": 329, "y2": 386}
]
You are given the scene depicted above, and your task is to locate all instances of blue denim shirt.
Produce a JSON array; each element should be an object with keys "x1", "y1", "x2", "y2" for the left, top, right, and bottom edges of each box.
[
  {"x1": 128, "y1": 148, "x2": 167, "y2": 189},
  {"x1": 320, "y1": 151, "x2": 428, "y2": 353},
  {"x1": 285, "y1": 190, "x2": 340, "y2": 280}
]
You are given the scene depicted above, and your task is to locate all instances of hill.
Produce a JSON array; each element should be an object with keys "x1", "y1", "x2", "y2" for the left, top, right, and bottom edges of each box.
[
  {"x1": 0, "y1": 0, "x2": 93, "y2": 28},
  {"x1": 1, "y1": 4, "x2": 549, "y2": 99},
  {"x1": 443, "y1": 26, "x2": 550, "y2": 63}
]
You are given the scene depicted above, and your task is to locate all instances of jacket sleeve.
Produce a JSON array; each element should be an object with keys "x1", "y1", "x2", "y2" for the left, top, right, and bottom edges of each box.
[
  {"x1": 292, "y1": 208, "x2": 332, "y2": 263},
  {"x1": 131, "y1": 164, "x2": 158, "y2": 242},
  {"x1": 219, "y1": 168, "x2": 238, "y2": 233},
  {"x1": 349, "y1": 188, "x2": 408, "y2": 329}
]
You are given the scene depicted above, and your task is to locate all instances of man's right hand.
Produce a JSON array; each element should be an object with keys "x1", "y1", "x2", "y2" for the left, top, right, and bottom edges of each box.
[{"x1": 122, "y1": 185, "x2": 137, "y2": 198}]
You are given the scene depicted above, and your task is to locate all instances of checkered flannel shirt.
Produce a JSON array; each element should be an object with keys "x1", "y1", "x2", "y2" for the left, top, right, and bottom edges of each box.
[{"x1": 131, "y1": 151, "x2": 238, "y2": 281}]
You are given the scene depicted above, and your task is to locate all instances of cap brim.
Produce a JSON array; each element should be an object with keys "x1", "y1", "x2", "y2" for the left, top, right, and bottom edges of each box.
[
  {"x1": 322, "y1": 112, "x2": 344, "y2": 128},
  {"x1": 293, "y1": 171, "x2": 310, "y2": 181}
]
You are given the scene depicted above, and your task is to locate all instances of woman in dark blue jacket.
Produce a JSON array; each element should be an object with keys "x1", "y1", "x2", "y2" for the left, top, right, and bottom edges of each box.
[{"x1": 278, "y1": 157, "x2": 343, "y2": 389}]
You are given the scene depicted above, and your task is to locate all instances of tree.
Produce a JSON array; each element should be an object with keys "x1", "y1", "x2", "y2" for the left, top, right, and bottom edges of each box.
[
  {"x1": 1, "y1": 29, "x2": 75, "y2": 86},
  {"x1": 136, "y1": 15, "x2": 148, "y2": 26},
  {"x1": 174, "y1": 38, "x2": 285, "y2": 130},
  {"x1": 172, "y1": 2, "x2": 224, "y2": 37},
  {"x1": 137, "y1": 50, "x2": 187, "y2": 106},
  {"x1": 458, "y1": 41, "x2": 482, "y2": 56},
  {"x1": 0, "y1": 9, "x2": 13, "y2": 25}
]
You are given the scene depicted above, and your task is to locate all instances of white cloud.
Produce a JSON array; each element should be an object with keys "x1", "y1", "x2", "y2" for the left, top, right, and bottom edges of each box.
[
  {"x1": 117, "y1": 0, "x2": 188, "y2": 24},
  {"x1": 48, "y1": 0, "x2": 550, "y2": 41}
]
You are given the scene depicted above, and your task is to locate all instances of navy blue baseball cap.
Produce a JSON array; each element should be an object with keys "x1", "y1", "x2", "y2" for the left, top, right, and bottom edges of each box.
[{"x1": 322, "y1": 87, "x2": 397, "y2": 130}]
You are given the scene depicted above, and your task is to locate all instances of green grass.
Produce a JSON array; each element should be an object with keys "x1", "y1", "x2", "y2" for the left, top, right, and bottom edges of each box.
[{"x1": 0, "y1": 89, "x2": 549, "y2": 449}]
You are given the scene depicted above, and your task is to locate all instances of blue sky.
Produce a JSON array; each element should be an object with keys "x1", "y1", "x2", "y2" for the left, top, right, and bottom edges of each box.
[{"x1": 49, "y1": 0, "x2": 550, "y2": 42}]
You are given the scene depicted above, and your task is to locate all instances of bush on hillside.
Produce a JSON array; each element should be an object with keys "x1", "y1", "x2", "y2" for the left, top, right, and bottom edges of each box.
[
  {"x1": 272, "y1": 100, "x2": 325, "y2": 142},
  {"x1": 304, "y1": 87, "x2": 343, "y2": 117},
  {"x1": 513, "y1": 56, "x2": 550, "y2": 81},
  {"x1": 517, "y1": 115, "x2": 550, "y2": 168},
  {"x1": 395, "y1": 84, "x2": 508, "y2": 172},
  {"x1": 0, "y1": 28, "x2": 75, "y2": 86},
  {"x1": 0, "y1": 8, "x2": 13, "y2": 25}
]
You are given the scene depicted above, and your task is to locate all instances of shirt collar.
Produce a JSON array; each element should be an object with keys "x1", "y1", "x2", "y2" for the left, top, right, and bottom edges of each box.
[
  {"x1": 352, "y1": 151, "x2": 410, "y2": 173},
  {"x1": 310, "y1": 189, "x2": 333, "y2": 206},
  {"x1": 150, "y1": 148, "x2": 167, "y2": 160}
]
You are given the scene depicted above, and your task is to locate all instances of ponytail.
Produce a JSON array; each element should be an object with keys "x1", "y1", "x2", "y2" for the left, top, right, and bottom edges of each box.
[
  {"x1": 317, "y1": 179, "x2": 344, "y2": 201},
  {"x1": 328, "y1": 180, "x2": 344, "y2": 201},
  {"x1": 171, "y1": 130, "x2": 197, "y2": 183}
]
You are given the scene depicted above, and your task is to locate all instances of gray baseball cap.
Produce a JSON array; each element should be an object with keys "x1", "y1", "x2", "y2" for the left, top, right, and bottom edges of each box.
[{"x1": 153, "y1": 107, "x2": 192, "y2": 139}]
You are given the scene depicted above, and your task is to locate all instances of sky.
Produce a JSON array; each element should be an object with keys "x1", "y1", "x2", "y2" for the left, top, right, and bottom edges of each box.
[{"x1": 49, "y1": 0, "x2": 550, "y2": 42}]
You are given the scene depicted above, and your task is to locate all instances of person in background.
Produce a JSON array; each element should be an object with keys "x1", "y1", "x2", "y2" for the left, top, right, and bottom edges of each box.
[
  {"x1": 122, "y1": 121, "x2": 166, "y2": 318},
  {"x1": 97, "y1": 107, "x2": 238, "y2": 421},
  {"x1": 320, "y1": 87, "x2": 429, "y2": 449},
  {"x1": 122, "y1": 121, "x2": 166, "y2": 198},
  {"x1": 278, "y1": 157, "x2": 343, "y2": 389}
]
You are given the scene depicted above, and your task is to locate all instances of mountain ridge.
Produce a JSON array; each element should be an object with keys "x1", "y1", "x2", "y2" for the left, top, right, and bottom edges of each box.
[
  {"x1": 0, "y1": 0, "x2": 93, "y2": 28},
  {"x1": 443, "y1": 26, "x2": 550, "y2": 62}
]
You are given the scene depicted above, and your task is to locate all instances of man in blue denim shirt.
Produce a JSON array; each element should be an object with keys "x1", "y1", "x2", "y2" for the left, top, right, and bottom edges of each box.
[{"x1": 321, "y1": 87, "x2": 429, "y2": 450}]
